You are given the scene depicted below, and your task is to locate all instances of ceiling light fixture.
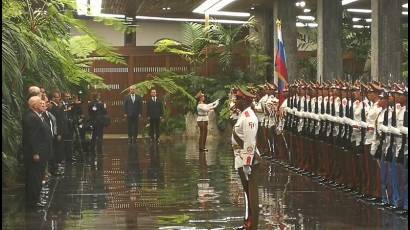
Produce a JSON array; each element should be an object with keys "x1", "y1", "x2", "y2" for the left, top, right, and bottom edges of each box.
[
  {"x1": 295, "y1": 1, "x2": 306, "y2": 8},
  {"x1": 208, "y1": 0, "x2": 236, "y2": 12},
  {"x1": 352, "y1": 17, "x2": 361, "y2": 22},
  {"x1": 342, "y1": 0, "x2": 359, "y2": 6},
  {"x1": 193, "y1": 0, "x2": 250, "y2": 17},
  {"x1": 347, "y1": 9, "x2": 371, "y2": 13},
  {"x1": 307, "y1": 23, "x2": 318, "y2": 28},
  {"x1": 365, "y1": 18, "x2": 372, "y2": 22},
  {"x1": 296, "y1": 22, "x2": 305, "y2": 27},
  {"x1": 403, "y1": 3, "x2": 408, "y2": 8},
  {"x1": 297, "y1": 15, "x2": 315, "y2": 21},
  {"x1": 353, "y1": 25, "x2": 370, "y2": 28},
  {"x1": 303, "y1": 9, "x2": 311, "y2": 13},
  {"x1": 207, "y1": 11, "x2": 250, "y2": 17},
  {"x1": 403, "y1": 11, "x2": 408, "y2": 15},
  {"x1": 135, "y1": 15, "x2": 248, "y2": 24}
]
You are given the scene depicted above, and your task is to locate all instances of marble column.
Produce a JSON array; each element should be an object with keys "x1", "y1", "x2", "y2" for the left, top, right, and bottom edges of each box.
[
  {"x1": 251, "y1": 7, "x2": 274, "y2": 83},
  {"x1": 273, "y1": 0, "x2": 298, "y2": 83},
  {"x1": 317, "y1": 0, "x2": 343, "y2": 82},
  {"x1": 371, "y1": 0, "x2": 402, "y2": 83}
]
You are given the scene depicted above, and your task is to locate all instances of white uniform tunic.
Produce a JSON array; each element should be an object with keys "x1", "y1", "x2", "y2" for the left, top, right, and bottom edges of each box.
[
  {"x1": 232, "y1": 107, "x2": 259, "y2": 170},
  {"x1": 197, "y1": 99, "x2": 219, "y2": 122},
  {"x1": 393, "y1": 104, "x2": 407, "y2": 157}
]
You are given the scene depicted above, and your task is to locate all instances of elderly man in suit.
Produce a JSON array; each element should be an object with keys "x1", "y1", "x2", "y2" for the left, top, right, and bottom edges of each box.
[
  {"x1": 23, "y1": 96, "x2": 53, "y2": 209},
  {"x1": 147, "y1": 89, "x2": 164, "y2": 143},
  {"x1": 124, "y1": 86, "x2": 143, "y2": 143}
]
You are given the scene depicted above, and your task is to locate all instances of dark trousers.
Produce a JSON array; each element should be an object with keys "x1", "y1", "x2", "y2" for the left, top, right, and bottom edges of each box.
[
  {"x1": 149, "y1": 118, "x2": 160, "y2": 140},
  {"x1": 197, "y1": 121, "x2": 208, "y2": 150},
  {"x1": 25, "y1": 160, "x2": 45, "y2": 206},
  {"x1": 127, "y1": 117, "x2": 139, "y2": 139},
  {"x1": 238, "y1": 165, "x2": 260, "y2": 230},
  {"x1": 91, "y1": 124, "x2": 104, "y2": 151}
]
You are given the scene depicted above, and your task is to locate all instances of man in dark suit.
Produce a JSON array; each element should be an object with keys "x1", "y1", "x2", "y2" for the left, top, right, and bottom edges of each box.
[
  {"x1": 23, "y1": 96, "x2": 53, "y2": 209},
  {"x1": 124, "y1": 86, "x2": 143, "y2": 143},
  {"x1": 88, "y1": 92, "x2": 107, "y2": 151},
  {"x1": 147, "y1": 89, "x2": 164, "y2": 142}
]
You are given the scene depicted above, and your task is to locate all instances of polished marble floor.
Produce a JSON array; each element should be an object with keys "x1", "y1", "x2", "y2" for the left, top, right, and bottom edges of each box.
[{"x1": 2, "y1": 138, "x2": 408, "y2": 229}]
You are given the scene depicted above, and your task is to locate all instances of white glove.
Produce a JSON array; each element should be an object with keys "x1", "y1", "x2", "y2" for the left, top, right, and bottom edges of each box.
[
  {"x1": 389, "y1": 126, "x2": 402, "y2": 136},
  {"x1": 399, "y1": 127, "x2": 408, "y2": 136},
  {"x1": 379, "y1": 125, "x2": 389, "y2": 133},
  {"x1": 360, "y1": 121, "x2": 368, "y2": 128}
]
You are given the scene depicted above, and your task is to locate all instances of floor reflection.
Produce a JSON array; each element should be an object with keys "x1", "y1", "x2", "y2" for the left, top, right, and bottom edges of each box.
[{"x1": 2, "y1": 138, "x2": 408, "y2": 229}]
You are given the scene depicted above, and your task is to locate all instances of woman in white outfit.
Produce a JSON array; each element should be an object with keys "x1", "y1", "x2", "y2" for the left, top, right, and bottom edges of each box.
[{"x1": 196, "y1": 91, "x2": 220, "y2": 151}]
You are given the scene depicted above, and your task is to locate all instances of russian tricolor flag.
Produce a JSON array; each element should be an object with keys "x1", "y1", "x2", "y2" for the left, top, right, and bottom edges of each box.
[{"x1": 274, "y1": 19, "x2": 288, "y2": 107}]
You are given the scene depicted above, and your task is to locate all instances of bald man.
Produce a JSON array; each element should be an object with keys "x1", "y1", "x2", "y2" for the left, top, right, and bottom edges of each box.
[
  {"x1": 124, "y1": 86, "x2": 143, "y2": 143},
  {"x1": 23, "y1": 96, "x2": 53, "y2": 209}
]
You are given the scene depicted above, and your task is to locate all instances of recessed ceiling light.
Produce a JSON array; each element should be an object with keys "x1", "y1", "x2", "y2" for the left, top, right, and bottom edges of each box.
[
  {"x1": 347, "y1": 9, "x2": 371, "y2": 13},
  {"x1": 403, "y1": 11, "x2": 408, "y2": 15},
  {"x1": 303, "y1": 9, "x2": 311, "y2": 13},
  {"x1": 296, "y1": 22, "x2": 305, "y2": 27},
  {"x1": 403, "y1": 3, "x2": 408, "y2": 8},
  {"x1": 353, "y1": 24, "x2": 370, "y2": 28},
  {"x1": 352, "y1": 17, "x2": 361, "y2": 22},
  {"x1": 297, "y1": 15, "x2": 315, "y2": 21},
  {"x1": 365, "y1": 18, "x2": 372, "y2": 22},
  {"x1": 250, "y1": 7, "x2": 255, "y2": 10},
  {"x1": 295, "y1": 1, "x2": 306, "y2": 8},
  {"x1": 342, "y1": 0, "x2": 359, "y2": 6},
  {"x1": 162, "y1": 7, "x2": 166, "y2": 10},
  {"x1": 307, "y1": 23, "x2": 318, "y2": 28},
  {"x1": 167, "y1": 7, "x2": 171, "y2": 10}
]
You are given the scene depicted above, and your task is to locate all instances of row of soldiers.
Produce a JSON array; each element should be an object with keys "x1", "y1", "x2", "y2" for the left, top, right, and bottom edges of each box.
[{"x1": 237, "y1": 80, "x2": 408, "y2": 216}]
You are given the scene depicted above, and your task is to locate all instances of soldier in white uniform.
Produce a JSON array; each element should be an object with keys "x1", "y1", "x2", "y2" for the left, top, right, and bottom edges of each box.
[
  {"x1": 231, "y1": 87, "x2": 261, "y2": 230},
  {"x1": 394, "y1": 85, "x2": 408, "y2": 214},
  {"x1": 196, "y1": 91, "x2": 220, "y2": 151}
]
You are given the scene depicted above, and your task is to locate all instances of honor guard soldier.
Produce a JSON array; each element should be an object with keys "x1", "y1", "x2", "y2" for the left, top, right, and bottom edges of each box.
[{"x1": 231, "y1": 87, "x2": 261, "y2": 230}]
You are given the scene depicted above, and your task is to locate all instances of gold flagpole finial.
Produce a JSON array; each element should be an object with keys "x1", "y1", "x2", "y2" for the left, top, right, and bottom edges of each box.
[{"x1": 276, "y1": 19, "x2": 281, "y2": 25}]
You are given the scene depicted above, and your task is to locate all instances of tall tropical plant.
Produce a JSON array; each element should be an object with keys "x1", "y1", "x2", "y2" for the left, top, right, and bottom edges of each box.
[
  {"x1": 207, "y1": 16, "x2": 256, "y2": 72},
  {"x1": 154, "y1": 23, "x2": 210, "y2": 73}
]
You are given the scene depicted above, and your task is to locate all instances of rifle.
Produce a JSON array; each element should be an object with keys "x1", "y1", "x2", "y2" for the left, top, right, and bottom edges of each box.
[
  {"x1": 294, "y1": 89, "x2": 301, "y2": 133},
  {"x1": 329, "y1": 87, "x2": 335, "y2": 143},
  {"x1": 314, "y1": 86, "x2": 320, "y2": 137},
  {"x1": 307, "y1": 87, "x2": 314, "y2": 137},
  {"x1": 284, "y1": 87, "x2": 292, "y2": 131},
  {"x1": 359, "y1": 85, "x2": 367, "y2": 155},
  {"x1": 319, "y1": 85, "x2": 326, "y2": 139},
  {"x1": 346, "y1": 86, "x2": 354, "y2": 146},
  {"x1": 397, "y1": 102, "x2": 408, "y2": 164},
  {"x1": 302, "y1": 87, "x2": 308, "y2": 135},
  {"x1": 375, "y1": 107, "x2": 388, "y2": 160},
  {"x1": 385, "y1": 94, "x2": 396, "y2": 162},
  {"x1": 336, "y1": 87, "x2": 344, "y2": 147}
]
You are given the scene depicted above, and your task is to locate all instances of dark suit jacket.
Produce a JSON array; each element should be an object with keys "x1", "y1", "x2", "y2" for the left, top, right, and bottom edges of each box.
[
  {"x1": 88, "y1": 100, "x2": 107, "y2": 126},
  {"x1": 147, "y1": 97, "x2": 164, "y2": 119},
  {"x1": 124, "y1": 94, "x2": 143, "y2": 117},
  {"x1": 22, "y1": 110, "x2": 53, "y2": 162},
  {"x1": 49, "y1": 101, "x2": 65, "y2": 137}
]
